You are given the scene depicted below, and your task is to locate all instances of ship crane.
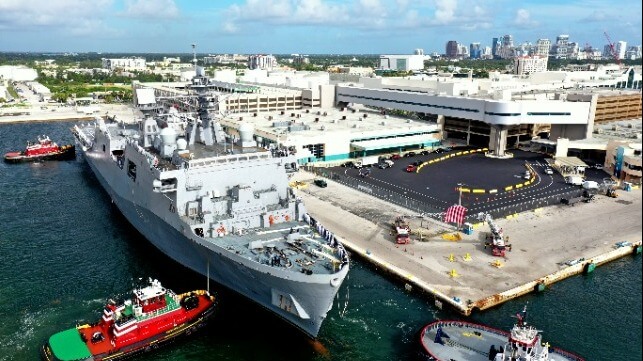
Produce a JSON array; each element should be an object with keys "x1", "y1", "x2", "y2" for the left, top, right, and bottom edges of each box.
[{"x1": 477, "y1": 212, "x2": 512, "y2": 257}]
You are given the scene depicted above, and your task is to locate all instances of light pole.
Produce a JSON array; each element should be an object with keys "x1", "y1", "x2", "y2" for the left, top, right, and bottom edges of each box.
[{"x1": 457, "y1": 183, "x2": 464, "y2": 206}]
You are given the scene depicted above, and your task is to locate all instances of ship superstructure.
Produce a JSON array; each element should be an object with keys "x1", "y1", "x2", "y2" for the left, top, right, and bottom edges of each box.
[{"x1": 72, "y1": 71, "x2": 349, "y2": 338}]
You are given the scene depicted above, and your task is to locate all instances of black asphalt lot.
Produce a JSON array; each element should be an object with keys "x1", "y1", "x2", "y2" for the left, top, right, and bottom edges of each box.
[{"x1": 332, "y1": 150, "x2": 610, "y2": 216}]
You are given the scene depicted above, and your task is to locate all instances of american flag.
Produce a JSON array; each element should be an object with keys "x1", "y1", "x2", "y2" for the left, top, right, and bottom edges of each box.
[{"x1": 443, "y1": 205, "x2": 467, "y2": 225}]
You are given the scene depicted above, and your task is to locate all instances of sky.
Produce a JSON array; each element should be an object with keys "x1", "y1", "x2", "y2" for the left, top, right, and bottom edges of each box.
[{"x1": 0, "y1": 0, "x2": 641, "y2": 54}]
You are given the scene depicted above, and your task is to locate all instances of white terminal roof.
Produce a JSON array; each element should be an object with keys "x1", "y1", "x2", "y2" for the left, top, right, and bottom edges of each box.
[{"x1": 221, "y1": 106, "x2": 439, "y2": 144}]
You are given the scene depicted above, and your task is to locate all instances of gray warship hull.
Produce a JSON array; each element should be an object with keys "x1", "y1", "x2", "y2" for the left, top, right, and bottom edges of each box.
[{"x1": 74, "y1": 118, "x2": 349, "y2": 338}]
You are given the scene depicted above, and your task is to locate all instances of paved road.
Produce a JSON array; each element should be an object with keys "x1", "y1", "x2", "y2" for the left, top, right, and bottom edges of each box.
[{"x1": 324, "y1": 150, "x2": 611, "y2": 219}]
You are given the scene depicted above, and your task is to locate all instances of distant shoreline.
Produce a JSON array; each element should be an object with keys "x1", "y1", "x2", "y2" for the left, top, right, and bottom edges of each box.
[{"x1": 0, "y1": 104, "x2": 139, "y2": 125}]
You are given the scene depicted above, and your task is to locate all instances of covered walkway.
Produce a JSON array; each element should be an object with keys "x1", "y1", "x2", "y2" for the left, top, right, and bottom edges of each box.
[{"x1": 351, "y1": 134, "x2": 440, "y2": 155}]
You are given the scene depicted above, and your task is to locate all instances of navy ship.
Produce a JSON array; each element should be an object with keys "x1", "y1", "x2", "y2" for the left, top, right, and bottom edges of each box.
[{"x1": 71, "y1": 71, "x2": 349, "y2": 338}]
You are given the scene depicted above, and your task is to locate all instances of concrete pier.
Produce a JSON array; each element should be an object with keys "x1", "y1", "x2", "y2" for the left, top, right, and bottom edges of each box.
[{"x1": 293, "y1": 170, "x2": 642, "y2": 315}]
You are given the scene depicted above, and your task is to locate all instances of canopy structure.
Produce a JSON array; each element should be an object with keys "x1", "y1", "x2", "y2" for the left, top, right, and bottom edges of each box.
[{"x1": 351, "y1": 134, "x2": 439, "y2": 152}]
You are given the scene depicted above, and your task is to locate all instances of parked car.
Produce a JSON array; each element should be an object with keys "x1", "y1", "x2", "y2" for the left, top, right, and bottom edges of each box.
[
  {"x1": 420, "y1": 150, "x2": 430, "y2": 155},
  {"x1": 594, "y1": 164, "x2": 604, "y2": 170},
  {"x1": 340, "y1": 161, "x2": 354, "y2": 168},
  {"x1": 406, "y1": 164, "x2": 417, "y2": 172},
  {"x1": 390, "y1": 154, "x2": 402, "y2": 160},
  {"x1": 314, "y1": 179, "x2": 328, "y2": 188},
  {"x1": 433, "y1": 148, "x2": 445, "y2": 154},
  {"x1": 404, "y1": 151, "x2": 416, "y2": 157}
]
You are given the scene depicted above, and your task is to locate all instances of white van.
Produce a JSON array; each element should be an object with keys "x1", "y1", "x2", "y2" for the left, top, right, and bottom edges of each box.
[
  {"x1": 565, "y1": 175, "x2": 584, "y2": 186},
  {"x1": 582, "y1": 180, "x2": 599, "y2": 190}
]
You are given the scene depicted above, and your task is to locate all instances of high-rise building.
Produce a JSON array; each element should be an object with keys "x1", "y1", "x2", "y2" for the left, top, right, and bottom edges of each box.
[
  {"x1": 458, "y1": 44, "x2": 469, "y2": 58},
  {"x1": 248, "y1": 54, "x2": 277, "y2": 70},
  {"x1": 482, "y1": 46, "x2": 492, "y2": 59},
  {"x1": 293, "y1": 55, "x2": 310, "y2": 66},
  {"x1": 552, "y1": 35, "x2": 572, "y2": 59},
  {"x1": 469, "y1": 43, "x2": 482, "y2": 59},
  {"x1": 513, "y1": 56, "x2": 548, "y2": 75},
  {"x1": 535, "y1": 39, "x2": 551, "y2": 57},
  {"x1": 446, "y1": 41, "x2": 459, "y2": 58},
  {"x1": 616, "y1": 41, "x2": 627, "y2": 60},
  {"x1": 492, "y1": 37, "x2": 501, "y2": 58},
  {"x1": 625, "y1": 45, "x2": 642, "y2": 60},
  {"x1": 495, "y1": 35, "x2": 514, "y2": 59},
  {"x1": 101, "y1": 57, "x2": 146, "y2": 71},
  {"x1": 414, "y1": 48, "x2": 425, "y2": 55}
]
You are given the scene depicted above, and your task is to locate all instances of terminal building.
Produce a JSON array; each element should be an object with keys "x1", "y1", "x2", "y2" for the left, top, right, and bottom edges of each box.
[{"x1": 131, "y1": 64, "x2": 641, "y2": 177}]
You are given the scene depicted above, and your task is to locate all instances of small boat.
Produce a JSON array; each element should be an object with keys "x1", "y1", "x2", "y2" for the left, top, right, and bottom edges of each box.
[
  {"x1": 4, "y1": 135, "x2": 75, "y2": 163},
  {"x1": 41, "y1": 279, "x2": 216, "y2": 361},
  {"x1": 419, "y1": 306, "x2": 584, "y2": 361}
]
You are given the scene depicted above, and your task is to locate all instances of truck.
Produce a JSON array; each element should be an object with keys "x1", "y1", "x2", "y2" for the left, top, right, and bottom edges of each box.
[
  {"x1": 354, "y1": 155, "x2": 380, "y2": 168},
  {"x1": 565, "y1": 175, "x2": 584, "y2": 186},
  {"x1": 478, "y1": 213, "x2": 512, "y2": 257},
  {"x1": 393, "y1": 216, "x2": 411, "y2": 244}
]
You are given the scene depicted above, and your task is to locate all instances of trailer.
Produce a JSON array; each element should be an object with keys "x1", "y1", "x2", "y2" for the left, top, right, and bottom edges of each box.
[{"x1": 355, "y1": 155, "x2": 380, "y2": 168}]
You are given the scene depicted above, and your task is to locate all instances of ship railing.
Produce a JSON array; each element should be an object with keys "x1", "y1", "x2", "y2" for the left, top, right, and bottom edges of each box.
[
  {"x1": 211, "y1": 213, "x2": 233, "y2": 222},
  {"x1": 185, "y1": 180, "x2": 203, "y2": 191},
  {"x1": 158, "y1": 184, "x2": 177, "y2": 192},
  {"x1": 550, "y1": 347, "x2": 585, "y2": 361},
  {"x1": 187, "y1": 152, "x2": 271, "y2": 169},
  {"x1": 180, "y1": 215, "x2": 203, "y2": 226},
  {"x1": 72, "y1": 125, "x2": 94, "y2": 148}
]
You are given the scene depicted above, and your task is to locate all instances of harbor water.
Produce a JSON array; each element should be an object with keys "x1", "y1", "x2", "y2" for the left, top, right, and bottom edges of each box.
[{"x1": 0, "y1": 121, "x2": 641, "y2": 361}]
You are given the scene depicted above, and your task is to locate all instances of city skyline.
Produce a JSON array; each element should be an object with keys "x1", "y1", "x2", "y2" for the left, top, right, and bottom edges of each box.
[{"x1": 0, "y1": 0, "x2": 641, "y2": 54}]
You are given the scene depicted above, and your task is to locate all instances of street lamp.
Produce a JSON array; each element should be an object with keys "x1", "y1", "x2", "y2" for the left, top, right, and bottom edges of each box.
[{"x1": 457, "y1": 183, "x2": 464, "y2": 206}]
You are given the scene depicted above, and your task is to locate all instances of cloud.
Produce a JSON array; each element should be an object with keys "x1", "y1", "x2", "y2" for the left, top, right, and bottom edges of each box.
[
  {"x1": 513, "y1": 8, "x2": 538, "y2": 28},
  {"x1": 121, "y1": 0, "x2": 180, "y2": 19},
  {"x1": 433, "y1": 0, "x2": 457, "y2": 25},
  {"x1": 0, "y1": 0, "x2": 113, "y2": 32},
  {"x1": 579, "y1": 10, "x2": 609, "y2": 22}
]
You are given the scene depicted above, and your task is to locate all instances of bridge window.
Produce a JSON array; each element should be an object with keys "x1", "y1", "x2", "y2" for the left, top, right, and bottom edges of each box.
[{"x1": 127, "y1": 160, "x2": 137, "y2": 181}]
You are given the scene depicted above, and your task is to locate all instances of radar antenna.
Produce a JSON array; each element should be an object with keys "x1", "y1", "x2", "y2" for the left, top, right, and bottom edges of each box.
[{"x1": 191, "y1": 43, "x2": 197, "y2": 68}]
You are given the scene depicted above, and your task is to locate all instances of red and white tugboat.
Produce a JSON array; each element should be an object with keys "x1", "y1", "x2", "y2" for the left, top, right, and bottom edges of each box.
[
  {"x1": 4, "y1": 135, "x2": 75, "y2": 163},
  {"x1": 41, "y1": 279, "x2": 216, "y2": 361},
  {"x1": 419, "y1": 306, "x2": 584, "y2": 361}
]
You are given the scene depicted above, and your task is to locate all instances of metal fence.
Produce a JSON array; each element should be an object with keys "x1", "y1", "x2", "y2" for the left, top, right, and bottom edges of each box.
[{"x1": 306, "y1": 166, "x2": 592, "y2": 223}]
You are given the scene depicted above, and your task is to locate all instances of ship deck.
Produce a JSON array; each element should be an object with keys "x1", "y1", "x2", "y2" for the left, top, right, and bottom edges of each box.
[
  {"x1": 421, "y1": 322, "x2": 508, "y2": 361},
  {"x1": 204, "y1": 220, "x2": 345, "y2": 276}
]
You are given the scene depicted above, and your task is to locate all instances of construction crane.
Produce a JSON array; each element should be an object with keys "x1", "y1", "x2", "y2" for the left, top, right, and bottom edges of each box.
[
  {"x1": 477, "y1": 213, "x2": 512, "y2": 257},
  {"x1": 603, "y1": 31, "x2": 621, "y2": 65}
]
